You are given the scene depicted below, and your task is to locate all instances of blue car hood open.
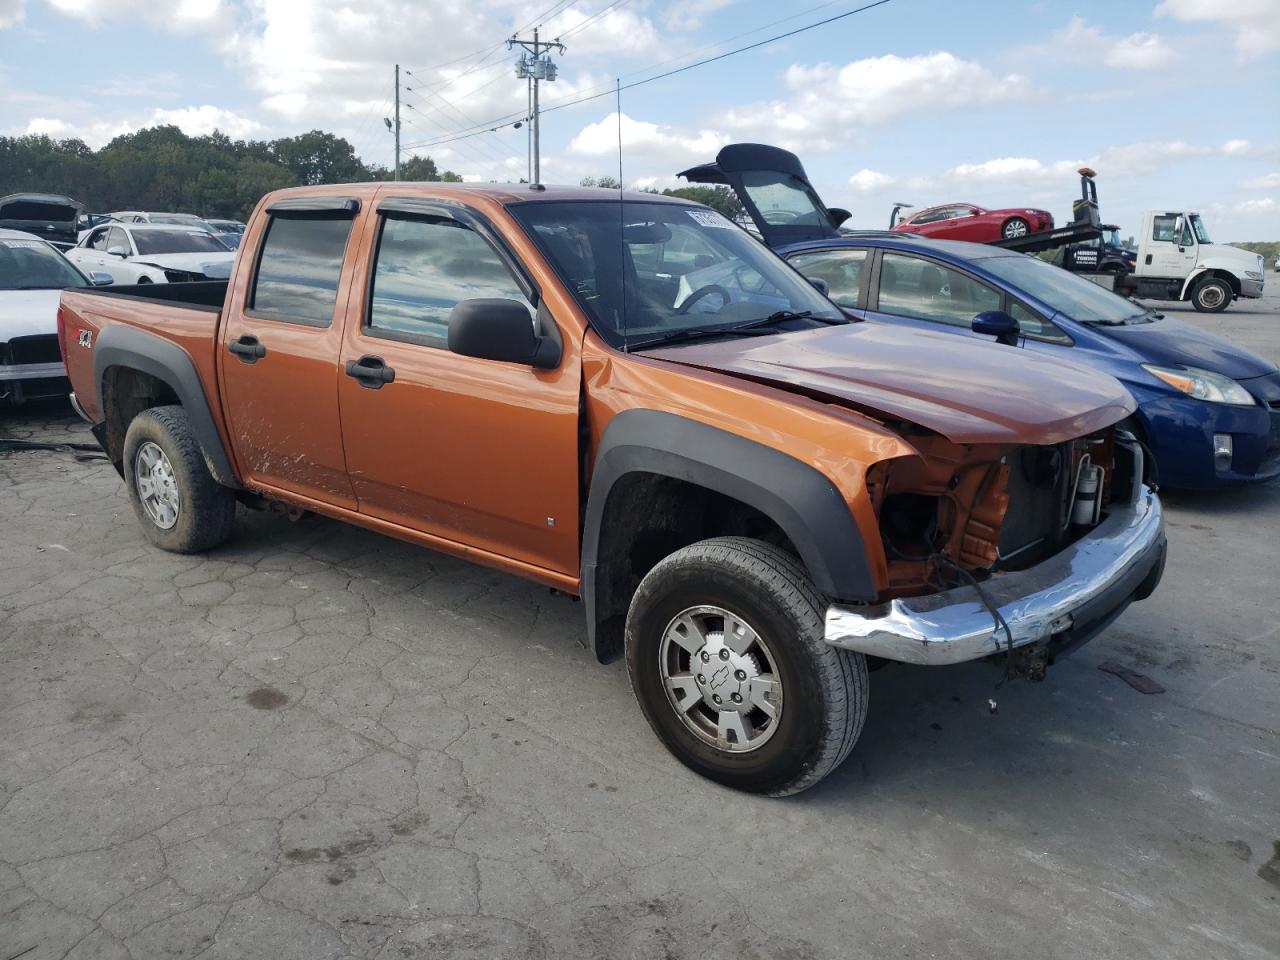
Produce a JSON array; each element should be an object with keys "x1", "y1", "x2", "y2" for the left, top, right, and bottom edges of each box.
[{"x1": 1093, "y1": 316, "x2": 1277, "y2": 380}]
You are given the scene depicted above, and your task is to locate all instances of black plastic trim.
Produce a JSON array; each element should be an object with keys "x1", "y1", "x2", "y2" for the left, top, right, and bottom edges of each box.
[
  {"x1": 265, "y1": 196, "x2": 361, "y2": 217},
  {"x1": 91, "y1": 323, "x2": 241, "y2": 488},
  {"x1": 580, "y1": 409, "x2": 874, "y2": 660}
]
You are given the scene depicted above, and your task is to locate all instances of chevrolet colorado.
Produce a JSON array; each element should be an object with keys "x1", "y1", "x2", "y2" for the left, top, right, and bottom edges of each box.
[{"x1": 58, "y1": 183, "x2": 1167, "y2": 795}]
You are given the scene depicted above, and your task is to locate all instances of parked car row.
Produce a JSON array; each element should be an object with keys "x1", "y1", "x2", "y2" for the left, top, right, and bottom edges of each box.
[{"x1": 67, "y1": 222, "x2": 235, "y2": 284}]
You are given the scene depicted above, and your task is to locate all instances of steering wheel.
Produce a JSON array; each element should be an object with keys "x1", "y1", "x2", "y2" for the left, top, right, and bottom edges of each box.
[{"x1": 675, "y1": 284, "x2": 731, "y2": 315}]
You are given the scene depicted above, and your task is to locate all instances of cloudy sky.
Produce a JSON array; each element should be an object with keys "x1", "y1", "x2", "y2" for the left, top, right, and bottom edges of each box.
[{"x1": 2, "y1": 0, "x2": 1278, "y2": 239}]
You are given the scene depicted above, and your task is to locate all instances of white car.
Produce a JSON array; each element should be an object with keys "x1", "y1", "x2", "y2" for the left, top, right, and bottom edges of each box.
[
  {"x1": 0, "y1": 228, "x2": 110, "y2": 404},
  {"x1": 108, "y1": 210, "x2": 213, "y2": 228},
  {"x1": 67, "y1": 223, "x2": 235, "y2": 284}
]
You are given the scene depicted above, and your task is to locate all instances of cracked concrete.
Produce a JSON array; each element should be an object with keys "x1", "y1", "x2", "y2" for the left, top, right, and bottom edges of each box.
[{"x1": 2, "y1": 293, "x2": 1279, "y2": 959}]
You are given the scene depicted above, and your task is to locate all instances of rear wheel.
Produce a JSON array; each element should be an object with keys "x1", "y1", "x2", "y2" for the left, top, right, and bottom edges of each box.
[
  {"x1": 625, "y1": 537, "x2": 867, "y2": 796},
  {"x1": 123, "y1": 405, "x2": 235, "y2": 553},
  {"x1": 1002, "y1": 217, "x2": 1030, "y2": 239},
  {"x1": 1191, "y1": 276, "x2": 1231, "y2": 313}
]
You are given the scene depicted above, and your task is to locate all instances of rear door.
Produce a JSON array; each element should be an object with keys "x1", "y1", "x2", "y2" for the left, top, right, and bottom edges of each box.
[
  {"x1": 336, "y1": 194, "x2": 581, "y2": 577},
  {"x1": 218, "y1": 196, "x2": 362, "y2": 508}
]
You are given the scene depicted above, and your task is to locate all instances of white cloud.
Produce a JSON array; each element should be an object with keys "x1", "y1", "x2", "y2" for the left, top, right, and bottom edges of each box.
[
  {"x1": 45, "y1": 0, "x2": 226, "y2": 31},
  {"x1": 663, "y1": 0, "x2": 735, "y2": 33},
  {"x1": 551, "y1": 6, "x2": 661, "y2": 57},
  {"x1": 718, "y1": 53, "x2": 1032, "y2": 151},
  {"x1": 1233, "y1": 197, "x2": 1276, "y2": 215},
  {"x1": 1222, "y1": 139, "x2": 1253, "y2": 156},
  {"x1": 566, "y1": 112, "x2": 726, "y2": 184},
  {"x1": 848, "y1": 169, "x2": 896, "y2": 192},
  {"x1": 1241, "y1": 172, "x2": 1280, "y2": 189},
  {"x1": 150, "y1": 105, "x2": 264, "y2": 139},
  {"x1": 1048, "y1": 17, "x2": 1176, "y2": 70},
  {"x1": 0, "y1": 0, "x2": 24, "y2": 29},
  {"x1": 1156, "y1": 0, "x2": 1280, "y2": 60},
  {"x1": 19, "y1": 104, "x2": 260, "y2": 147}
]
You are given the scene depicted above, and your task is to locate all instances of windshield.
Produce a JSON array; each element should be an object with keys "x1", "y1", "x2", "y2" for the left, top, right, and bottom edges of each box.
[
  {"x1": 132, "y1": 230, "x2": 229, "y2": 255},
  {"x1": 0, "y1": 237, "x2": 88, "y2": 289},
  {"x1": 1190, "y1": 214, "x2": 1211, "y2": 244},
  {"x1": 982, "y1": 253, "x2": 1151, "y2": 324},
  {"x1": 509, "y1": 200, "x2": 843, "y2": 348},
  {"x1": 1101, "y1": 228, "x2": 1123, "y2": 248}
]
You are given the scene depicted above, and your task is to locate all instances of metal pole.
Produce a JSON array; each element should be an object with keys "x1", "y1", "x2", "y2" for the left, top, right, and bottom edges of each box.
[
  {"x1": 531, "y1": 28, "x2": 540, "y2": 184},
  {"x1": 393, "y1": 63, "x2": 401, "y2": 181}
]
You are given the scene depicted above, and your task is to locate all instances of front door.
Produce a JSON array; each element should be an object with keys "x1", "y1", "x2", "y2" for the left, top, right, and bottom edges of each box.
[
  {"x1": 218, "y1": 201, "x2": 362, "y2": 508},
  {"x1": 336, "y1": 197, "x2": 581, "y2": 577},
  {"x1": 1141, "y1": 213, "x2": 1198, "y2": 279}
]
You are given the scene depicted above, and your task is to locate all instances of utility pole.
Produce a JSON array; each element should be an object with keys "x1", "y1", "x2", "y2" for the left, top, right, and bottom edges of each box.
[
  {"x1": 509, "y1": 28, "x2": 564, "y2": 184},
  {"x1": 385, "y1": 64, "x2": 401, "y2": 181}
]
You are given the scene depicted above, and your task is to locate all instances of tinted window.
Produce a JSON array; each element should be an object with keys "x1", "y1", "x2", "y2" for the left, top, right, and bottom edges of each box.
[
  {"x1": 981, "y1": 253, "x2": 1151, "y2": 324},
  {"x1": 368, "y1": 215, "x2": 531, "y2": 347},
  {"x1": 876, "y1": 252, "x2": 1000, "y2": 326},
  {"x1": 788, "y1": 249, "x2": 868, "y2": 307},
  {"x1": 741, "y1": 172, "x2": 825, "y2": 226},
  {"x1": 0, "y1": 238, "x2": 87, "y2": 290},
  {"x1": 251, "y1": 216, "x2": 353, "y2": 325},
  {"x1": 1008, "y1": 300, "x2": 1068, "y2": 343},
  {"x1": 133, "y1": 230, "x2": 228, "y2": 255}
]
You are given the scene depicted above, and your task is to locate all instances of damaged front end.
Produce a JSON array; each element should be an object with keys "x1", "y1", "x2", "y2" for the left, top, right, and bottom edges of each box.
[{"x1": 826, "y1": 427, "x2": 1166, "y2": 673}]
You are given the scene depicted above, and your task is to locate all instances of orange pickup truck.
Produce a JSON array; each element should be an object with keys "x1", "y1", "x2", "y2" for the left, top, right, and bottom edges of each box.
[{"x1": 58, "y1": 182, "x2": 1166, "y2": 794}]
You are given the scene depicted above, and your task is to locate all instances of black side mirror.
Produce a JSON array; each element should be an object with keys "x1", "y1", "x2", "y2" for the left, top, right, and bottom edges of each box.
[
  {"x1": 971, "y1": 310, "x2": 1020, "y2": 346},
  {"x1": 448, "y1": 298, "x2": 560, "y2": 369},
  {"x1": 827, "y1": 207, "x2": 852, "y2": 227},
  {"x1": 806, "y1": 276, "x2": 829, "y2": 296}
]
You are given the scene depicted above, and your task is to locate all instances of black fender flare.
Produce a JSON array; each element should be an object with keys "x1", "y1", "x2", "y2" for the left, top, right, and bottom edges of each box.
[
  {"x1": 581, "y1": 409, "x2": 875, "y2": 661},
  {"x1": 92, "y1": 323, "x2": 241, "y2": 488}
]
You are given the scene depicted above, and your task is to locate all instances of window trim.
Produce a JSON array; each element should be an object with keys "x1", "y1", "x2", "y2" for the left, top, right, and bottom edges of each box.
[
  {"x1": 361, "y1": 199, "x2": 538, "y2": 349},
  {"x1": 244, "y1": 213, "x2": 356, "y2": 328}
]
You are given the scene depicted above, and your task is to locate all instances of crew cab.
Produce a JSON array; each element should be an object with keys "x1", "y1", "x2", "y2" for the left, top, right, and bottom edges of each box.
[{"x1": 58, "y1": 182, "x2": 1166, "y2": 795}]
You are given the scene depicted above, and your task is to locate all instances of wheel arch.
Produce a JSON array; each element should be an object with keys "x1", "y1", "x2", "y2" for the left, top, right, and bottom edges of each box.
[
  {"x1": 581, "y1": 409, "x2": 875, "y2": 663},
  {"x1": 93, "y1": 324, "x2": 240, "y2": 488}
]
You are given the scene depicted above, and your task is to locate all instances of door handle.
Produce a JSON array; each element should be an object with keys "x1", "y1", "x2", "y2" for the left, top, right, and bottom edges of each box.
[
  {"x1": 345, "y1": 355, "x2": 396, "y2": 389},
  {"x1": 228, "y1": 335, "x2": 267, "y2": 363}
]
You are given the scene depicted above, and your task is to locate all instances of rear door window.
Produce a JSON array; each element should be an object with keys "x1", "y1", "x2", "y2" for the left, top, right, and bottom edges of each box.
[
  {"x1": 250, "y1": 216, "x2": 354, "y2": 326},
  {"x1": 875, "y1": 252, "x2": 1001, "y2": 326},
  {"x1": 787, "y1": 248, "x2": 868, "y2": 308}
]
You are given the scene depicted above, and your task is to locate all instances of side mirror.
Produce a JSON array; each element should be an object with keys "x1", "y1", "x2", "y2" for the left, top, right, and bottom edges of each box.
[
  {"x1": 971, "y1": 310, "x2": 1020, "y2": 346},
  {"x1": 806, "y1": 276, "x2": 829, "y2": 296},
  {"x1": 106, "y1": 244, "x2": 129, "y2": 257},
  {"x1": 827, "y1": 207, "x2": 852, "y2": 227},
  {"x1": 89, "y1": 272, "x2": 114, "y2": 286},
  {"x1": 448, "y1": 298, "x2": 560, "y2": 369}
]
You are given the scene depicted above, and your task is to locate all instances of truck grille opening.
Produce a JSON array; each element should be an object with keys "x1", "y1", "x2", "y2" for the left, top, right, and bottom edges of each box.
[{"x1": 5, "y1": 334, "x2": 62, "y2": 365}]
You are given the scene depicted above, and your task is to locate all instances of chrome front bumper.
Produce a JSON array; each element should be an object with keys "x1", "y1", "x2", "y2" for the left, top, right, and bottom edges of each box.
[{"x1": 825, "y1": 485, "x2": 1166, "y2": 666}]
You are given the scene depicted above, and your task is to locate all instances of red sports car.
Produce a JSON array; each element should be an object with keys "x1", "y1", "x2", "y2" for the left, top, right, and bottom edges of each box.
[{"x1": 891, "y1": 202, "x2": 1054, "y2": 242}]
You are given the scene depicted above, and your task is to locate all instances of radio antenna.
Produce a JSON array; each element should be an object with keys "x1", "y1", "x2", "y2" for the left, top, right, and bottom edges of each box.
[{"x1": 617, "y1": 77, "x2": 628, "y2": 353}]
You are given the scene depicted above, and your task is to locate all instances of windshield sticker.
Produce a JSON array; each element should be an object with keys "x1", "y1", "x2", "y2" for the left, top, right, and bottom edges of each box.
[
  {"x1": 686, "y1": 209, "x2": 734, "y2": 230},
  {"x1": 1, "y1": 239, "x2": 43, "y2": 249}
]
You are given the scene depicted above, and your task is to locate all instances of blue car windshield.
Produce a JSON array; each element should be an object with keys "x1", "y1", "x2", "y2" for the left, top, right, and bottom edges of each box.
[
  {"x1": 982, "y1": 253, "x2": 1151, "y2": 324},
  {"x1": 510, "y1": 200, "x2": 843, "y2": 348}
]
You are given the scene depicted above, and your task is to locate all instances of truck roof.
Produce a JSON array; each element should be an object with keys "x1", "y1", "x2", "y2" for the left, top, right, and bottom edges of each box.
[{"x1": 260, "y1": 181, "x2": 697, "y2": 207}]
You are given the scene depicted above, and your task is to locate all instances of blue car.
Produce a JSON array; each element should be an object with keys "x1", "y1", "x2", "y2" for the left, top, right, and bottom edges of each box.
[{"x1": 680, "y1": 145, "x2": 1280, "y2": 489}]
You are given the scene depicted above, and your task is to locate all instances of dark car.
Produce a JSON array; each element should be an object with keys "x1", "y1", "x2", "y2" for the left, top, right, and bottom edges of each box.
[
  {"x1": 0, "y1": 193, "x2": 84, "y2": 247},
  {"x1": 680, "y1": 144, "x2": 1280, "y2": 489}
]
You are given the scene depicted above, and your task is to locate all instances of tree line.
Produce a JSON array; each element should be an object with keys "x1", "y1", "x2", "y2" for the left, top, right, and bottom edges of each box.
[
  {"x1": 0, "y1": 126, "x2": 462, "y2": 221},
  {"x1": 579, "y1": 176, "x2": 745, "y2": 221}
]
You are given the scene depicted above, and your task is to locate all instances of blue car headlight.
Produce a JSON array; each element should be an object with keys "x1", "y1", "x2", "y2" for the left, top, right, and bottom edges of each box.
[{"x1": 1142, "y1": 364, "x2": 1256, "y2": 406}]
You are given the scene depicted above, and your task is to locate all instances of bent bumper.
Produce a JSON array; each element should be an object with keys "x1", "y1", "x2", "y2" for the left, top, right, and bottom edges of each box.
[
  {"x1": 825, "y1": 485, "x2": 1166, "y2": 666},
  {"x1": 1240, "y1": 277, "x2": 1264, "y2": 299}
]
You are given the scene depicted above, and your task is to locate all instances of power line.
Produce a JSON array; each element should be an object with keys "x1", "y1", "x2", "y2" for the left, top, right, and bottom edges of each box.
[
  {"x1": 557, "y1": 0, "x2": 633, "y2": 42},
  {"x1": 401, "y1": 0, "x2": 895, "y2": 152}
]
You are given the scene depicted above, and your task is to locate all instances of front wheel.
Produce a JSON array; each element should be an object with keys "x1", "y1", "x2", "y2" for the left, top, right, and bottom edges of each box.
[
  {"x1": 625, "y1": 537, "x2": 868, "y2": 796},
  {"x1": 1191, "y1": 276, "x2": 1231, "y2": 313},
  {"x1": 1001, "y1": 217, "x2": 1030, "y2": 239}
]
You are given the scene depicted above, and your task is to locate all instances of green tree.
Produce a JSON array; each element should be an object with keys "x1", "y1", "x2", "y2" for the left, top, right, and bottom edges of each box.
[
  {"x1": 660, "y1": 185, "x2": 745, "y2": 221},
  {"x1": 268, "y1": 130, "x2": 366, "y2": 186}
]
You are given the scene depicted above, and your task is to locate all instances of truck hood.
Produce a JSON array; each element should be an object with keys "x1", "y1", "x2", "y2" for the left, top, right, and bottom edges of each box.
[
  {"x1": 129, "y1": 252, "x2": 234, "y2": 278},
  {"x1": 641, "y1": 323, "x2": 1135, "y2": 445},
  {"x1": 1102, "y1": 315, "x2": 1277, "y2": 380},
  {"x1": 0, "y1": 288, "x2": 62, "y2": 340},
  {"x1": 1200, "y1": 244, "x2": 1264, "y2": 273}
]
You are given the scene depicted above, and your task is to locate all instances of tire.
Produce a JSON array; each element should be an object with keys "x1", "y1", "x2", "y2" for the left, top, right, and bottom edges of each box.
[
  {"x1": 625, "y1": 537, "x2": 868, "y2": 796},
  {"x1": 1001, "y1": 217, "x2": 1029, "y2": 240},
  {"x1": 1191, "y1": 276, "x2": 1231, "y2": 313},
  {"x1": 122, "y1": 405, "x2": 235, "y2": 553}
]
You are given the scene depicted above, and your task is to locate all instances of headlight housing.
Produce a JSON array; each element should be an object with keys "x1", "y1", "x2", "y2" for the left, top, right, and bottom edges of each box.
[
  {"x1": 1142, "y1": 364, "x2": 1256, "y2": 406},
  {"x1": 1244, "y1": 270, "x2": 1262, "y2": 281}
]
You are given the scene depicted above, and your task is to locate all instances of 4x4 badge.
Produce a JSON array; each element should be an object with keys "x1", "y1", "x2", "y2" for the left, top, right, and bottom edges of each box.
[{"x1": 77, "y1": 329, "x2": 92, "y2": 348}]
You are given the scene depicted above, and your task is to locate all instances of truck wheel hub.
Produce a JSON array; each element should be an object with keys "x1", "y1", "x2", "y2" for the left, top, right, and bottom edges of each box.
[
  {"x1": 134, "y1": 441, "x2": 181, "y2": 530},
  {"x1": 658, "y1": 605, "x2": 783, "y2": 753}
]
